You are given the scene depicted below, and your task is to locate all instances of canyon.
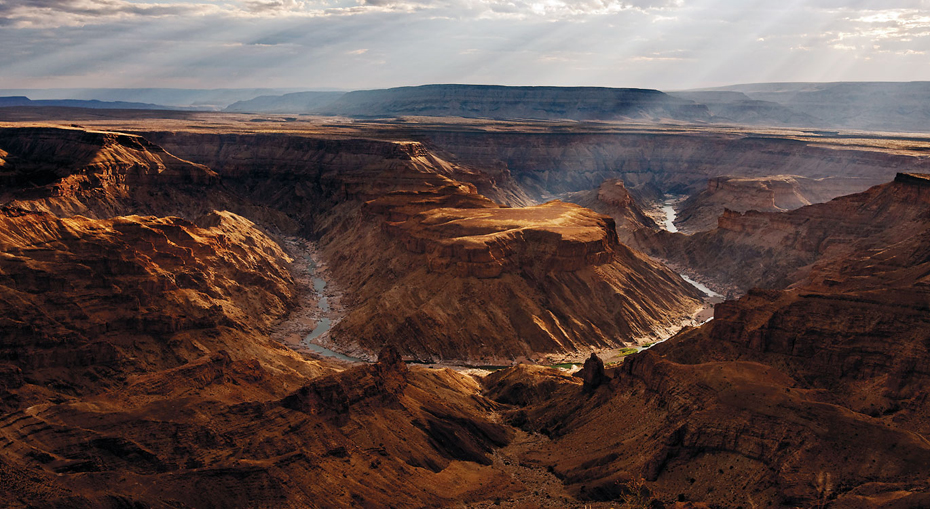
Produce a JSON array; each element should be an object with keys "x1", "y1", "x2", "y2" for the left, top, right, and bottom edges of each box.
[{"x1": 1, "y1": 108, "x2": 929, "y2": 508}]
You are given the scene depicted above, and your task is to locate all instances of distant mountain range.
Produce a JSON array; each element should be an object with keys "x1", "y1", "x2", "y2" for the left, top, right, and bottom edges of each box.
[
  {"x1": 686, "y1": 81, "x2": 930, "y2": 132},
  {"x1": 248, "y1": 85, "x2": 711, "y2": 122},
  {"x1": 223, "y1": 91, "x2": 345, "y2": 113},
  {"x1": 0, "y1": 88, "x2": 315, "y2": 110},
  {"x1": 0, "y1": 96, "x2": 177, "y2": 111},
  {"x1": 224, "y1": 82, "x2": 930, "y2": 132},
  {"x1": 5, "y1": 82, "x2": 930, "y2": 133}
]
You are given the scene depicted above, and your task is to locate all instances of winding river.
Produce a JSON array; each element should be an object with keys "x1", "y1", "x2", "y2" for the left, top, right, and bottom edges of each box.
[
  {"x1": 661, "y1": 197, "x2": 679, "y2": 233},
  {"x1": 301, "y1": 195, "x2": 722, "y2": 365},
  {"x1": 302, "y1": 258, "x2": 368, "y2": 363}
]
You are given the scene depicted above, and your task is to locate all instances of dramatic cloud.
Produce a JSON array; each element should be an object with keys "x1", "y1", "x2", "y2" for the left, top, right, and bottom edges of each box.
[
  {"x1": 0, "y1": 0, "x2": 226, "y2": 26},
  {"x1": 0, "y1": 0, "x2": 929, "y2": 89},
  {"x1": 0, "y1": 0, "x2": 687, "y2": 26}
]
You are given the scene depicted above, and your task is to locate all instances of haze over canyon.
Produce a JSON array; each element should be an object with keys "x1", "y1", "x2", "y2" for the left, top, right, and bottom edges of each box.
[{"x1": 1, "y1": 77, "x2": 930, "y2": 509}]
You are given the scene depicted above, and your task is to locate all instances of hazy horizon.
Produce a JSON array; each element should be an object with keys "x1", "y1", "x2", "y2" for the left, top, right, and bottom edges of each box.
[
  {"x1": 2, "y1": 1, "x2": 929, "y2": 90},
  {"x1": 6, "y1": 79, "x2": 930, "y2": 94}
]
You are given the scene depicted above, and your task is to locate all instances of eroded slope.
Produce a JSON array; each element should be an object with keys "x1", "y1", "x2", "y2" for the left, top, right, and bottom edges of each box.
[
  {"x1": 674, "y1": 174, "x2": 885, "y2": 233},
  {"x1": 637, "y1": 173, "x2": 930, "y2": 293},
  {"x1": 145, "y1": 130, "x2": 704, "y2": 362}
]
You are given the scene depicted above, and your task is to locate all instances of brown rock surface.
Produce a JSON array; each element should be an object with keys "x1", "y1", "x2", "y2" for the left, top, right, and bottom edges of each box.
[
  {"x1": 637, "y1": 173, "x2": 930, "y2": 293},
  {"x1": 0, "y1": 127, "x2": 540, "y2": 509},
  {"x1": 579, "y1": 353, "x2": 607, "y2": 392},
  {"x1": 0, "y1": 127, "x2": 214, "y2": 217},
  {"x1": 322, "y1": 192, "x2": 702, "y2": 362},
  {"x1": 0, "y1": 356, "x2": 522, "y2": 508},
  {"x1": 0, "y1": 126, "x2": 295, "y2": 232},
  {"x1": 137, "y1": 129, "x2": 703, "y2": 362},
  {"x1": 0, "y1": 207, "x2": 312, "y2": 391},
  {"x1": 675, "y1": 174, "x2": 886, "y2": 233},
  {"x1": 480, "y1": 176, "x2": 930, "y2": 507},
  {"x1": 562, "y1": 178, "x2": 659, "y2": 245},
  {"x1": 10, "y1": 119, "x2": 930, "y2": 508}
]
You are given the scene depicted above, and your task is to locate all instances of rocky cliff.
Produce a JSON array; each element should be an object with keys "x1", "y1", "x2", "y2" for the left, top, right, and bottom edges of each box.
[
  {"x1": 456, "y1": 172, "x2": 930, "y2": 508},
  {"x1": 637, "y1": 173, "x2": 930, "y2": 293},
  {"x1": 0, "y1": 126, "x2": 545, "y2": 508},
  {"x1": 561, "y1": 178, "x2": 659, "y2": 245},
  {"x1": 143, "y1": 129, "x2": 703, "y2": 362},
  {"x1": 674, "y1": 174, "x2": 886, "y2": 232},
  {"x1": 324, "y1": 191, "x2": 701, "y2": 362},
  {"x1": 482, "y1": 215, "x2": 930, "y2": 506},
  {"x1": 0, "y1": 127, "x2": 295, "y2": 231},
  {"x1": 2, "y1": 118, "x2": 930, "y2": 507},
  {"x1": 0, "y1": 207, "x2": 309, "y2": 390},
  {"x1": 142, "y1": 130, "x2": 533, "y2": 216},
  {"x1": 0, "y1": 341, "x2": 522, "y2": 508},
  {"x1": 418, "y1": 129, "x2": 919, "y2": 202}
]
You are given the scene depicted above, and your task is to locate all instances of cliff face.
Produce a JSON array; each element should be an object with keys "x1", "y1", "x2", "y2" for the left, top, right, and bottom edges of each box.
[
  {"x1": 674, "y1": 174, "x2": 884, "y2": 233},
  {"x1": 0, "y1": 127, "x2": 217, "y2": 217},
  {"x1": 143, "y1": 131, "x2": 533, "y2": 216},
  {"x1": 0, "y1": 126, "x2": 544, "y2": 509},
  {"x1": 420, "y1": 130, "x2": 916, "y2": 201},
  {"x1": 482, "y1": 211, "x2": 930, "y2": 507},
  {"x1": 3, "y1": 117, "x2": 930, "y2": 507},
  {"x1": 0, "y1": 208, "x2": 308, "y2": 391},
  {"x1": 486, "y1": 352, "x2": 930, "y2": 507},
  {"x1": 372, "y1": 197, "x2": 618, "y2": 278},
  {"x1": 323, "y1": 192, "x2": 701, "y2": 362},
  {"x1": 143, "y1": 130, "x2": 703, "y2": 362},
  {"x1": 458, "y1": 172, "x2": 930, "y2": 508},
  {"x1": 0, "y1": 343, "x2": 521, "y2": 508},
  {"x1": 0, "y1": 127, "x2": 303, "y2": 234},
  {"x1": 561, "y1": 178, "x2": 659, "y2": 246},
  {"x1": 638, "y1": 174, "x2": 930, "y2": 293}
]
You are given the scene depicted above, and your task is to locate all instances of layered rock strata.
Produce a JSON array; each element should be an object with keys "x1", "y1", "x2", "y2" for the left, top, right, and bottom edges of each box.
[{"x1": 636, "y1": 173, "x2": 930, "y2": 293}]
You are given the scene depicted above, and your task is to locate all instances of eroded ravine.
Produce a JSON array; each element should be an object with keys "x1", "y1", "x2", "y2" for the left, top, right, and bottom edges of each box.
[{"x1": 269, "y1": 237, "x2": 363, "y2": 363}]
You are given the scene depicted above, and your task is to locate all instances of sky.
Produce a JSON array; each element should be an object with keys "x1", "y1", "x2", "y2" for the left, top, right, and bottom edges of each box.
[{"x1": 1, "y1": 0, "x2": 929, "y2": 90}]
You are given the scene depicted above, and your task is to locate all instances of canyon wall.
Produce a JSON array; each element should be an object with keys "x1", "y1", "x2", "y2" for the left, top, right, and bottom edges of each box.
[
  {"x1": 418, "y1": 130, "x2": 916, "y2": 201},
  {"x1": 638, "y1": 173, "x2": 930, "y2": 293},
  {"x1": 481, "y1": 192, "x2": 930, "y2": 506},
  {"x1": 674, "y1": 174, "x2": 885, "y2": 232},
  {"x1": 115, "y1": 130, "x2": 702, "y2": 361}
]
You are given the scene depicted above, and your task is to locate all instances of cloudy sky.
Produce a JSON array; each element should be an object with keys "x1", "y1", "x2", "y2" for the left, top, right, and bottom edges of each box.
[{"x1": 1, "y1": 0, "x2": 929, "y2": 90}]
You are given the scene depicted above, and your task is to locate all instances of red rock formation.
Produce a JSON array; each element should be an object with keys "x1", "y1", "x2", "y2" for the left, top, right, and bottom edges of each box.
[
  {"x1": 561, "y1": 178, "x2": 659, "y2": 246},
  {"x1": 481, "y1": 177, "x2": 930, "y2": 507},
  {"x1": 0, "y1": 127, "x2": 214, "y2": 217},
  {"x1": 578, "y1": 353, "x2": 607, "y2": 392},
  {"x1": 674, "y1": 174, "x2": 885, "y2": 233},
  {"x1": 376, "y1": 198, "x2": 618, "y2": 278},
  {"x1": 323, "y1": 192, "x2": 702, "y2": 362},
  {"x1": 138, "y1": 129, "x2": 704, "y2": 362},
  {"x1": 142, "y1": 131, "x2": 533, "y2": 213},
  {"x1": 638, "y1": 173, "x2": 930, "y2": 293},
  {"x1": 0, "y1": 127, "x2": 534, "y2": 508},
  {"x1": 2, "y1": 120, "x2": 930, "y2": 508},
  {"x1": 0, "y1": 207, "x2": 312, "y2": 391},
  {"x1": 0, "y1": 352, "x2": 520, "y2": 508},
  {"x1": 0, "y1": 127, "x2": 295, "y2": 232}
]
